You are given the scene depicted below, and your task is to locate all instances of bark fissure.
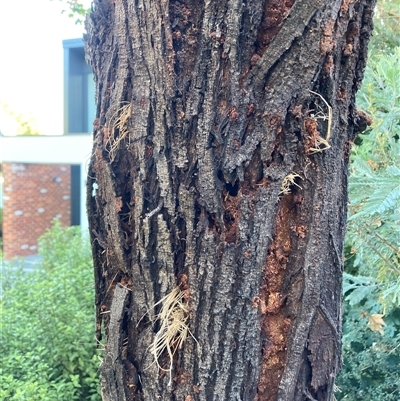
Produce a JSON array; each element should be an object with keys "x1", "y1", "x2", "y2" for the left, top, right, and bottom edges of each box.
[{"x1": 85, "y1": 0, "x2": 376, "y2": 399}]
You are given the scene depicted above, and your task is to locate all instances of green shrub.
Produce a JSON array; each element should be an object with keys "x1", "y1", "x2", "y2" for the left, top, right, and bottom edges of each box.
[
  {"x1": 338, "y1": 304, "x2": 400, "y2": 400},
  {"x1": 0, "y1": 221, "x2": 101, "y2": 400},
  {"x1": 344, "y1": 40, "x2": 399, "y2": 311},
  {"x1": 336, "y1": 2, "x2": 400, "y2": 399},
  {"x1": 368, "y1": 0, "x2": 400, "y2": 54}
]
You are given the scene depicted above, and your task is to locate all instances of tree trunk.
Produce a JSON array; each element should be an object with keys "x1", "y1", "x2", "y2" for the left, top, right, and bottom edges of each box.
[{"x1": 84, "y1": 1, "x2": 375, "y2": 400}]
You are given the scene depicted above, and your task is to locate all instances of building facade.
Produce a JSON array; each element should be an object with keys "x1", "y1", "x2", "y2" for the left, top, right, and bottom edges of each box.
[{"x1": 1, "y1": 39, "x2": 94, "y2": 259}]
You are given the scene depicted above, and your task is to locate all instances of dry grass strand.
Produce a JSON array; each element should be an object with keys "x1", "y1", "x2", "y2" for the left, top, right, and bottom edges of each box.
[
  {"x1": 308, "y1": 90, "x2": 332, "y2": 154},
  {"x1": 280, "y1": 173, "x2": 303, "y2": 195},
  {"x1": 104, "y1": 102, "x2": 132, "y2": 161},
  {"x1": 139, "y1": 286, "x2": 197, "y2": 386}
]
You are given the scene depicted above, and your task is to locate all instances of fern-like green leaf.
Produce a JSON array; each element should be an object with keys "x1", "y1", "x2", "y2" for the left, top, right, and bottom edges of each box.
[{"x1": 349, "y1": 164, "x2": 400, "y2": 219}]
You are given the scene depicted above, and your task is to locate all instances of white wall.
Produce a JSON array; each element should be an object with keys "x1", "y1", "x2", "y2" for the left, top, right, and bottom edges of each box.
[
  {"x1": 2, "y1": 135, "x2": 93, "y2": 234},
  {"x1": 0, "y1": 0, "x2": 90, "y2": 137}
]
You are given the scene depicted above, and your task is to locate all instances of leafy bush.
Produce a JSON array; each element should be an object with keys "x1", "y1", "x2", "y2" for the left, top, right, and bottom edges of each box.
[
  {"x1": 0, "y1": 222, "x2": 101, "y2": 400},
  {"x1": 336, "y1": 2, "x2": 400, "y2": 399},
  {"x1": 345, "y1": 38, "x2": 399, "y2": 309},
  {"x1": 338, "y1": 305, "x2": 400, "y2": 401},
  {"x1": 369, "y1": 0, "x2": 400, "y2": 53}
]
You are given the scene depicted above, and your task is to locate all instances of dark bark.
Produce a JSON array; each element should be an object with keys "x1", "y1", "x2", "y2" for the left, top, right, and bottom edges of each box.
[{"x1": 84, "y1": 0, "x2": 376, "y2": 400}]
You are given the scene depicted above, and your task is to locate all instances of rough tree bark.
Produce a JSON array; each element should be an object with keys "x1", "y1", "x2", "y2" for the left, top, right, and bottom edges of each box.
[{"x1": 84, "y1": 1, "x2": 376, "y2": 400}]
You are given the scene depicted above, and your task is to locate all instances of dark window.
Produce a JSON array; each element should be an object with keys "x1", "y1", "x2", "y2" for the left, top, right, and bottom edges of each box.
[
  {"x1": 63, "y1": 39, "x2": 95, "y2": 134},
  {"x1": 70, "y1": 164, "x2": 81, "y2": 226}
]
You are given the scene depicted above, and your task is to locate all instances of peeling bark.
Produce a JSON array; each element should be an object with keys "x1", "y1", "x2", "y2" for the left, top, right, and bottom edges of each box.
[{"x1": 85, "y1": 0, "x2": 376, "y2": 399}]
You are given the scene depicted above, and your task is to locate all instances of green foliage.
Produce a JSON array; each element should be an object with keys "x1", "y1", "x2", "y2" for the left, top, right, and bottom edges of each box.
[
  {"x1": 336, "y1": 2, "x2": 400, "y2": 399},
  {"x1": 53, "y1": 0, "x2": 90, "y2": 24},
  {"x1": 338, "y1": 307, "x2": 400, "y2": 400},
  {"x1": 0, "y1": 222, "x2": 101, "y2": 400},
  {"x1": 345, "y1": 44, "x2": 400, "y2": 308},
  {"x1": 369, "y1": 0, "x2": 400, "y2": 53},
  {"x1": 353, "y1": 47, "x2": 400, "y2": 164},
  {"x1": 339, "y1": 269, "x2": 400, "y2": 400}
]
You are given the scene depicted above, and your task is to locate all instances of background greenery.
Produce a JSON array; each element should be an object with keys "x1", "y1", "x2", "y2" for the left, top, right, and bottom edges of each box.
[
  {"x1": 0, "y1": 222, "x2": 101, "y2": 400},
  {"x1": 336, "y1": 1, "x2": 400, "y2": 399}
]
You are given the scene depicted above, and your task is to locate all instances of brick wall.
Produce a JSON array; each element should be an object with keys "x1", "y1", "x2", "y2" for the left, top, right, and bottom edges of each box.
[{"x1": 2, "y1": 163, "x2": 71, "y2": 259}]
